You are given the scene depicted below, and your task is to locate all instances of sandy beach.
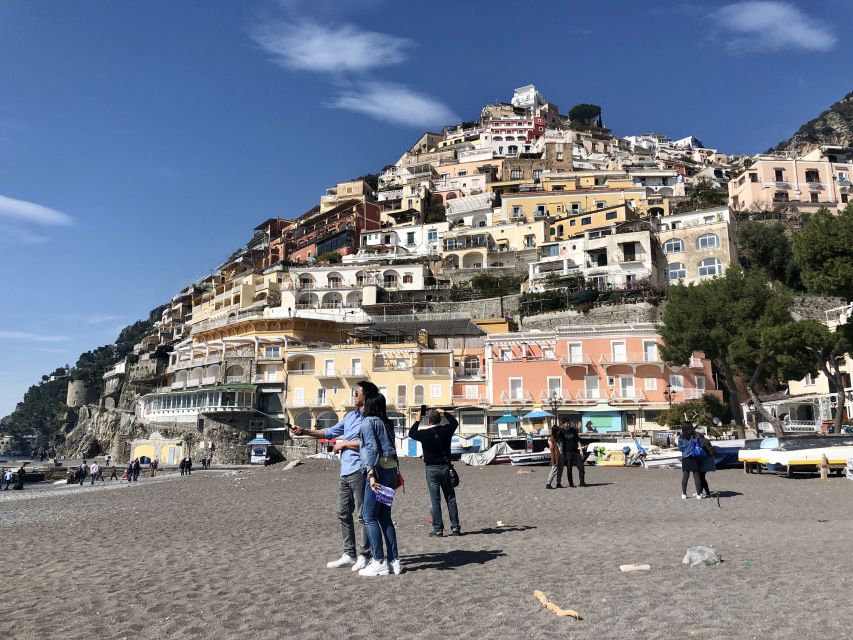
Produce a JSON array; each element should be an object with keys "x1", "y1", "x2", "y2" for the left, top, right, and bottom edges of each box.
[{"x1": 2, "y1": 459, "x2": 851, "y2": 640}]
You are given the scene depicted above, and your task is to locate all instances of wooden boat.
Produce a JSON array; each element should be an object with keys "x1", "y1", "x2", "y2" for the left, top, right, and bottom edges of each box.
[{"x1": 739, "y1": 435, "x2": 853, "y2": 474}]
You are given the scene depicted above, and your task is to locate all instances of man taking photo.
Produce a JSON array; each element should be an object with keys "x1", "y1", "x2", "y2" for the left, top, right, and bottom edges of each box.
[
  {"x1": 409, "y1": 407, "x2": 461, "y2": 537},
  {"x1": 290, "y1": 380, "x2": 379, "y2": 571}
]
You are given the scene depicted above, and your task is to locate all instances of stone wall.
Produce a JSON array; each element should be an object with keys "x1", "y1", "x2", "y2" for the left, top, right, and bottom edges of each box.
[
  {"x1": 430, "y1": 294, "x2": 521, "y2": 318},
  {"x1": 790, "y1": 296, "x2": 847, "y2": 321},
  {"x1": 521, "y1": 302, "x2": 660, "y2": 330}
]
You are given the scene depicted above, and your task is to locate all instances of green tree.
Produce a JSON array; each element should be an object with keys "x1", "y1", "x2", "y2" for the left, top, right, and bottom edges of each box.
[
  {"x1": 568, "y1": 103, "x2": 602, "y2": 129},
  {"x1": 736, "y1": 221, "x2": 802, "y2": 289},
  {"x1": 683, "y1": 178, "x2": 728, "y2": 210},
  {"x1": 425, "y1": 204, "x2": 446, "y2": 224},
  {"x1": 658, "y1": 394, "x2": 729, "y2": 431},
  {"x1": 791, "y1": 205, "x2": 853, "y2": 299},
  {"x1": 659, "y1": 268, "x2": 804, "y2": 435}
]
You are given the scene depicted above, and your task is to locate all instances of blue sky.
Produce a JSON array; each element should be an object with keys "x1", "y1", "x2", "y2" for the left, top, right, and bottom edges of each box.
[{"x1": 0, "y1": 0, "x2": 851, "y2": 417}]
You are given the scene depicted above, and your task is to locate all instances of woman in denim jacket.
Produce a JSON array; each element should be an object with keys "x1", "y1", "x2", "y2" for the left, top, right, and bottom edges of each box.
[{"x1": 357, "y1": 393, "x2": 400, "y2": 577}]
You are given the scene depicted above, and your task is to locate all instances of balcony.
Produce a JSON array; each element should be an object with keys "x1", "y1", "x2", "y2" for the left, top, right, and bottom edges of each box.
[
  {"x1": 575, "y1": 389, "x2": 603, "y2": 404},
  {"x1": 186, "y1": 379, "x2": 200, "y2": 388},
  {"x1": 316, "y1": 369, "x2": 341, "y2": 380},
  {"x1": 202, "y1": 376, "x2": 217, "y2": 386},
  {"x1": 171, "y1": 381, "x2": 186, "y2": 390},
  {"x1": 807, "y1": 182, "x2": 826, "y2": 191},
  {"x1": 538, "y1": 390, "x2": 573, "y2": 403},
  {"x1": 288, "y1": 369, "x2": 315, "y2": 376},
  {"x1": 560, "y1": 354, "x2": 594, "y2": 371},
  {"x1": 609, "y1": 389, "x2": 648, "y2": 404},
  {"x1": 452, "y1": 394, "x2": 487, "y2": 405},
  {"x1": 413, "y1": 367, "x2": 452, "y2": 377},
  {"x1": 599, "y1": 352, "x2": 664, "y2": 370},
  {"x1": 498, "y1": 390, "x2": 534, "y2": 404},
  {"x1": 681, "y1": 388, "x2": 709, "y2": 400},
  {"x1": 340, "y1": 369, "x2": 367, "y2": 378},
  {"x1": 287, "y1": 398, "x2": 332, "y2": 408},
  {"x1": 225, "y1": 375, "x2": 244, "y2": 384},
  {"x1": 253, "y1": 373, "x2": 285, "y2": 383}
]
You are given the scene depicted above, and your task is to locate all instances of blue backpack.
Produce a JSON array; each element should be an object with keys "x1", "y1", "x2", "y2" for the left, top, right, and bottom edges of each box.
[{"x1": 690, "y1": 438, "x2": 705, "y2": 458}]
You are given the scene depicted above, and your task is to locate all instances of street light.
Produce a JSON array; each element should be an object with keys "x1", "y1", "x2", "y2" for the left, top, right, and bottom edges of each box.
[
  {"x1": 548, "y1": 393, "x2": 562, "y2": 429},
  {"x1": 663, "y1": 383, "x2": 674, "y2": 409}
]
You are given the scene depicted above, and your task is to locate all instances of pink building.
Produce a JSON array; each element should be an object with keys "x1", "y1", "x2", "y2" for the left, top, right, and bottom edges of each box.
[{"x1": 485, "y1": 324, "x2": 718, "y2": 433}]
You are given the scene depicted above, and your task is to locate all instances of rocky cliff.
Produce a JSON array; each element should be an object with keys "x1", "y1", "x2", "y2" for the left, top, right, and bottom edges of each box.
[{"x1": 773, "y1": 92, "x2": 853, "y2": 156}]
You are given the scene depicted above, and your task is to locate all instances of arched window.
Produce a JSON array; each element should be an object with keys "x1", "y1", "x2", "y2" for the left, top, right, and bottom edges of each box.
[
  {"x1": 294, "y1": 412, "x2": 312, "y2": 430},
  {"x1": 413, "y1": 385, "x2": 425, "y2": 404},
  {"x1": 667, "y1": 262, "x2": 687, "y2": 282},
  {"x1": 698, "y1": 258, "x2": 722, "y2": 278},
  {"x1": 315, "y1": 411, "x2": 339, "y2": 430},
  {"x1": 225, "y1": 365, "x2": 244, "y2": 382},
  {"x1": 696, "y1": 233, "x2": 720, "y2": 249},
  {"x1": 663, "y1": 238, "x2": 684, "y2": 254}
]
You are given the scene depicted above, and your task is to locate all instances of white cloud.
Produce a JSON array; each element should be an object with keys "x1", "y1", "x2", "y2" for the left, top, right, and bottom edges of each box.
[
  {"x1": 713, "y1": 1, "x2": 836, "y2": 53},
  {"x1": 0, "y1": 330, "x2": 68, "y2": 342},
  {"x1": 327, "y1": 82, "x2": 459, "y2": 128},
  {"x1": 0, "y1": 194, "x2": 73, "y2": 226},
  {"x1": 250, "y1": 20, "x2": 413, "y2": 72}
]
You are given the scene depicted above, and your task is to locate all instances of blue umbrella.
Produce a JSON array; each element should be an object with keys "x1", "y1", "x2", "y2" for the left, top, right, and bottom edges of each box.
[
  {"x1": 495, "y1": 412, "x2": 519, "y2": 424},
  {"x1": 522, "y1": 409, "x2": 554, "y2": 420}
]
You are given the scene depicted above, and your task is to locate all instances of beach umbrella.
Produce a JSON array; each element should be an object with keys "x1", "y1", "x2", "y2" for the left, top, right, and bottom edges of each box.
[{"x1": 522, "y1": 408, "x2": 554, "y2": 420}]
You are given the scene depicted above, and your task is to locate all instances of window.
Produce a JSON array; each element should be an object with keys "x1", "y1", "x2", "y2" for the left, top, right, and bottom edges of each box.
[
  {"x1": 696, "y1": 376, "x2": 706, "y2": 392},
  {"x1": 581, "y1": 217, "x2": 592, "y2": 225},
  {"x1": 803, "y1": 373, "x2": 815, "y2": 386},
  {"x1": 667, "y1": 262, "x2": 687, "y2": 281},
  {"x1": 619, "y1": 375, "x2": 635, "y2": 397},
  {"x1": 264, "y1": 346, "x2": 280, "y2": 359},
  {"x1": 523, "y1": 234, "x2": 535, "y2": 248},
  {"x1": 605, "y1": 212, "x2": 617, "y2": 220},
  {"x1": 843, "y1": 193, "x2": 849, "y2": 204},
  {"x1": 427, "y1": 229, "x2": 438, "y2": 242},
  {"x1": 547, "y1": 377, "x2": 562, "y2": 399},
  {"x1": 510, "y1": 169, "x2": 522, "y2": 179},
  {"x1": 611, "y1": 341, "x2": 627, "y2": 363},
  {"x1": 749, "y1": 173, "x2": 758, "y2": 183},
  {"x1": 533, "y1": 170, "x2": 542, "y2": 181},
  {"x1": 805, "y1": 169, "x2": 819, "y2": 184},
  {"x1": 499, "y1": 348, "x2": 512, "y2": 361},
  {"x1": 810, "y1": 192, "x2": 819, "y2": 203},
  {"x1": 509, "y1": 378, "x2": 523, "y2": 401},
  {"x1": 773, "y1": 191, "x2": 789, "y2": 202},
  {"x1": 644, "y1": 377, "x2": 657, "y2": 391},
  {"x1": 568, "y1": 343, "x2": 583, "y2": 363},
  {"x1": 465, "y1": 385, "x2": 479, "y2": 399},
  {"x1": 350, "y1": 358, "x2": 362, "y2": 375},
  {"x1": 595, "y1": 201, "x2": 605, "y2": 210},
  {"x1": 556, "y1": 152, "x2": 564, "y2": 161},
  {"x1": 406, "y1": 232, "x2": 415, "y2": 246},
  {"x1": 458, "y1": 170, "x2": 467, "y2": 177},
  {"x1": 663, "y1": 238, "x2": 684, "y2": 254},
  {"x1": 571, "y1": 203, "x2": 580, "y2": 212},
  {"x1": 323, "y1": 359, "x2": 335, "y2": 375},
  {"x1": 402, "y1": 274, "x2": 413, "y2": 284},
  {"x1": 698, "y1": 257, "x2": 722, "y2": 278},
  {"x1": 774, "y1": 168, "x2": 785, "y2": 182},
  {"x1": 569, "y1": 219, "x2": 576, "y2": 226},
  {"x1": 584, "y1": 375, "x2": 600, "y2": 399},
  {"x1": 543, "y1": 347, "x2": 555, "y2": 360},
  {"x1": 696, "y1": 234, "x2": 719, "y2": 249},
  {"x1": 414, "y1": 385, "x2": 425, "y2": 404},
  {"x1": 396, "y1": 384, "x2": 407, "y2": 406},
  {"x1": 511, "y1": 205, "x2": 523, "y2": 218}
]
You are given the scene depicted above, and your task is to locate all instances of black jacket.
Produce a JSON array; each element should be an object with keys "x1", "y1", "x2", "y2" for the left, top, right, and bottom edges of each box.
[{"x1": 409, "y1": 414, "x2": 459, "y2": 465}]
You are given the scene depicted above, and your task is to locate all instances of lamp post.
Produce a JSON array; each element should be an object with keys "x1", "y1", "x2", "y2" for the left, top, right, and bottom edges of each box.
[
  {"x1": 663, "y1": 383, "x2": 674, "y2": 409},
  {"x1": 548, "y1": 393, "x2": 562, "y2": 430}
]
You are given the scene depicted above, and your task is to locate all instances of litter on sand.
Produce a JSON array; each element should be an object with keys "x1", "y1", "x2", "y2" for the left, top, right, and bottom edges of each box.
[
  {"x1": 533, "y1": 590, "x2": 582, "y2": 620},
  {"x1": 619, "y1": 564, "x2": 651, "y2": 573}
]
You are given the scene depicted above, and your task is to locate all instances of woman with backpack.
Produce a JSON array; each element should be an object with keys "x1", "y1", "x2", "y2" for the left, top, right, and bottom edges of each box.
[
  {"x1": 677, "y1": 423, "x2": 715, "y2": 500},
  {"x1": 357, "y1": 392, "x2": 400, "y2": 577}
]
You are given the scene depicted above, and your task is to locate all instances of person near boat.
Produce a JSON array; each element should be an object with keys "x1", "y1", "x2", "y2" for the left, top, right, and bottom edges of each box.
[
  {"x1": 677, "y1": 423, "x2": 715, "y2": 499},
  {"x1": 561, "y1": 422, "x2": 587, "y2": 487},
  {"x1": 545, "y1": 423, "x2": 565, "y2": 489}
]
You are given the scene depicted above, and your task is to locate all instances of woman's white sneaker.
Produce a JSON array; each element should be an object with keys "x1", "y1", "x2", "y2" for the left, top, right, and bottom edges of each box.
[
  {"x1": 351, "y1": 555, "x2": 369, "y2": 572},
  {"x1": 389, "y1": 559, "x2": 402, "y2": 575},
  {"x1": 358, "y1": 559, "x2": 389, "y2": 577},
  {"x1": 326, "y1": 554, "x2": 356, "y2": 569}
]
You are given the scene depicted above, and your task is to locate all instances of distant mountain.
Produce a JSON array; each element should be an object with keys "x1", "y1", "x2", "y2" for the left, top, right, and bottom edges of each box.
[{"x1": 772, "y1": 92, "x2": 853, "y2": 156}]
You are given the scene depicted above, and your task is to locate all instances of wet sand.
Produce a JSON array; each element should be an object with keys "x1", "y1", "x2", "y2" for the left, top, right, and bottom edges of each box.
[{"x1": 2, "y1": 460, "x2": 851, "y2": 640}]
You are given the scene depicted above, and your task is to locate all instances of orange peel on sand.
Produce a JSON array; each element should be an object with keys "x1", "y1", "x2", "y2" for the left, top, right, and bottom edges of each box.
[{"x1": 533, "y1": 590, "x2": 582, "y2": 620}]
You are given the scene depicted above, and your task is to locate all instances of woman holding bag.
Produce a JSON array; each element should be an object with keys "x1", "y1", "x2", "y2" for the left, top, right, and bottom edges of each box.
[
  {"x1": 677, "y1": 423, "x2": 714, "y2": 500},
  {"x1": 358, "y1": 393, "x2": 401, "y2": 577}
]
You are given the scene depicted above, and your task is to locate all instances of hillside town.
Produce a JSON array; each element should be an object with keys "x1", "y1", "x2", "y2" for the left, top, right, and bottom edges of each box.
[{"x1": 8, "y1": 85, "x2": 853, "y2": 464}]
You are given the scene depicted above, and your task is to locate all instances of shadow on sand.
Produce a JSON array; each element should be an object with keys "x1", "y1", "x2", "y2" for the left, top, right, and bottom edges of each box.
[
  {"x1": 464, "y1": 525, "x2": 536, "y2": 536},
  {"x1": 710, "y1": 490, "x2": 742, "y2": 499},
  {"x1": 402, "y1": 549, "x2": 506, "y2": 572}
]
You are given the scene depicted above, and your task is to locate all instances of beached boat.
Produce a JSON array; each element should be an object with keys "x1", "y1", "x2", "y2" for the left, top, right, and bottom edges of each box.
[
  {"x1": 642, "y1": 449, "x2": 683, "y2": 468},
  {"x1": 739, "y1": 436, "x2": 853, "y2": 476},
  {"x1": 509, "y1": 451, "x2": 551, "y2": 466}
]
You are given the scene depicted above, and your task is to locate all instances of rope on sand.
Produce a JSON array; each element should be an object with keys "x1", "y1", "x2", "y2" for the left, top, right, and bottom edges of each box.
[{"x1": 533, "y1": 590, "x2": 582, "y2": 620}]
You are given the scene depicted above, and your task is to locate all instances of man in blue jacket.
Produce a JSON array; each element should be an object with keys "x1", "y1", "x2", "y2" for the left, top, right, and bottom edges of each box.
[
  {"x1": 291, "y1": 380, "x2": 379, "y2": 571},
  {"x1": 409, "y1": 407, "x2": 461, "y2": 537}
]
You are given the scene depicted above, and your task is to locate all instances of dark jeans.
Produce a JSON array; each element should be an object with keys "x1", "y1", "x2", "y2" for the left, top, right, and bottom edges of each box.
[
  {"x1": 338, "y1": 470, "x2": 371, "y2": 559},
  {"x1": 425, "y1": 464, "x2": 460, "y2": 534},
  {"x1": 566, "y1": 451, "x2": 585, "y2": 486},
  {"x1": 362, "y1": 466, "x2": 399, "y2": 562},
  {"x1": 681, "y1": 470, "x2": 710, "y2": 495}
]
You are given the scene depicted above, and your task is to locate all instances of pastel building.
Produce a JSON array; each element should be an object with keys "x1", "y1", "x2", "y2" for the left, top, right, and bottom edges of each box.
[
  {"x1": 485, "y1": 325, "x2": 717, "y2": 433},
  {"x1": 656, "y1": 206, "x2": 735, "y2": 286}
]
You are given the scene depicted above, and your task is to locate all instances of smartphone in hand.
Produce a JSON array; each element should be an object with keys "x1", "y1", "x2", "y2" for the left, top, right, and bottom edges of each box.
[{"x1": 420, "y1": 404, "x2": 427, "y2": 419}]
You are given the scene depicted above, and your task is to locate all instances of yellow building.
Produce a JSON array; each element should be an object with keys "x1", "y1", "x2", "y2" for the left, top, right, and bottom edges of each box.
[{"x1": 190, "y1": 271, "x2": 285, "y2": 327}]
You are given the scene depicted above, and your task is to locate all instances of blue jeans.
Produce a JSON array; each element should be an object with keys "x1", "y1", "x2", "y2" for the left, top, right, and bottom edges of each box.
[
  {"x1": 362, "y1": 466, "x2": 398, "y2": 563},
  {"x1": 425, "y1": 465, "x2": 460, "y2": 534}
]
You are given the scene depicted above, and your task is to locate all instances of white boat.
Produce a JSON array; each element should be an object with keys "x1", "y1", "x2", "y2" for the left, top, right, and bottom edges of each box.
[
  {"x1": 765, "y1": 445, "x2": 853, "y2": 477},
  {"x1": 509, "y1": 451, "x2": 551, "y2": 466},
  {"x1": 642, "y1": 449, "x2": 682, "y2": 468}
]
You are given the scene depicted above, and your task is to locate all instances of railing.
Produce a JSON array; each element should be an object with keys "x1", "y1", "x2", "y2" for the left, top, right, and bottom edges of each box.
[
  {"x1": 560, "y1": 355, "x2": 593, "y2": 368},
  {"x1": 609, "y1": 389, "x2": 648, "y2": 403},
  {"x1": 253, "y1": 373, "x2": 285, "y2": 383},
  {"x1": 340, "y1": 369, "x2": 366, "y2": 378},
  {"x1": 452, "y1": 394, "x2": 487, "y2": 404},
  {"x1": 288, "y1": 369, "x2": 315, "y2": 376},
  {"x1": 395, "y1": 397, "x2": 408, "y2": 407},
  {"x1": 186, "y1": 379, "x2": 200, "y2": 388},
  {"x1": 599, "y1": 352, "x2": 662, "y2": 365},
  {"x1": 806, "y1": 182, "x2": 826, "y2": 190},
  {"x1": 499, "y1": 390, "x2": 533, "y2": 404},
  {"x1": 538, "y1": 390, "x2": 573, "y2": 403},
  {"x1": 171, "y1": 381, "x2": 186, "y2": 390},
  {"x1": 681, "y1": 388, "x2": 707, "y2": 400},
  {"x1": 202, "y1": 376, "x2": 217, "y2": 386},
  {"x1": 688, "y1": 357, "x2": 704, "y2": 369},
  {"x1": 191, "y1": 308, "x2": 266, "y2": 334},
  {"x1": 575, "y1": 390, "x2": 603, "y2": 402},
  {"x1": 316, "y1": 369, "x2": 341, "y2": 378},
  {"x1": 413, "y1": 367, "x2": 452, "y2": 377},
  {"x1": 286, "y1": 398, "x2": 331, "y2": 408},
  {"x1": 225, "y1": 376, "x2": 244, "y2": 384},
  {"x1": 782, "y1": 420, "x2": 821, "y2": 433},
  {"x1": 372, "y1": 365, "x2": 409, "y2": 372}
]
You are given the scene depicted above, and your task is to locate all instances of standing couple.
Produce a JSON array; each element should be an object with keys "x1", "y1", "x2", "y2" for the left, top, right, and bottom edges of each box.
[{"x1": 292, "y1": 381, "x2": 400, "y2": 577}]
